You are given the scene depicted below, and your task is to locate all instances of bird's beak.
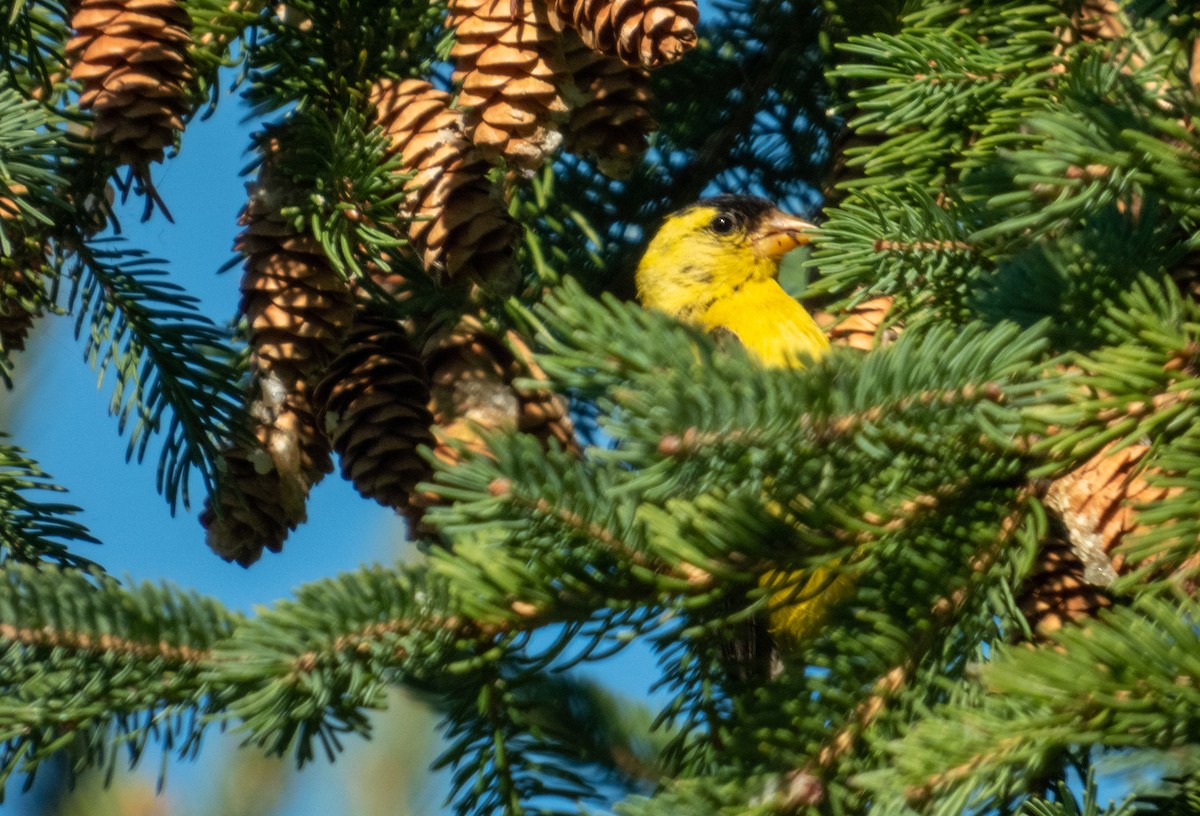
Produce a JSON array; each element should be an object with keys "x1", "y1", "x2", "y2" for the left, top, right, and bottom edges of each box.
[{"x1": 751, "y1": 211, "x2": 818, "y2": 260}]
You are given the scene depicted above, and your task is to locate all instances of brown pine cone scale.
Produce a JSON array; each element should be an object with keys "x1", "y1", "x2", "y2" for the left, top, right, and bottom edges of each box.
[{"x1": 560, "y1": 29, "x2": 655, "y2": 178}]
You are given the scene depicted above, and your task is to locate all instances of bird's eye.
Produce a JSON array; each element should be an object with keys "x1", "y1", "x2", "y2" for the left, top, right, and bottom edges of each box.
[{"x1": 710, "y1": 214, "x2": 735, "y2": 234}]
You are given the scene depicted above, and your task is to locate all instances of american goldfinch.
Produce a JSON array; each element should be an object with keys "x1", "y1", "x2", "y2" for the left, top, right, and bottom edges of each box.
[
  {"x1": 635, "y1": 195, "x2": 829, "y2": 367},
  {"x1": 636, "y1": 194, "x2": 848, "y2": 652}
]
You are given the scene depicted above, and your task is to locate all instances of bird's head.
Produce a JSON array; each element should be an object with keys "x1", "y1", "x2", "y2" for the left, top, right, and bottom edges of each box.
[{"x1": 634, "y1": 195, "x2": 817, "y2": 319}]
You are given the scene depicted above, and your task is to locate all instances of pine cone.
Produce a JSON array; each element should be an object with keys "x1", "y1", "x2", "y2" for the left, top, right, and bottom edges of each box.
[
  {"x1": 549, "y1": 0, "x2": 698, "y2": 69},
  {"x1": 407, "y1": 318, "x2": 576, "y2": 531},
  {"x1": 1044, "y1": 443, "x2": 1171, "y2": 584},
  {"x1": 816, "y1": 295, "x2": 899, "y2": 351},
  {"x1": 201, "y1": 379, "x2": 324, "y2": 566},
  {"x1": 1018, "y1": 442, "x2": 1176, "y2": 633},
  {"x1": 448, "y1": 0, "x2": 569, "y2": 174},
  {"x1": 315, "y1": 310, "x2": 436, "y2": 512},
  {"x1": 67, "y1": 0, "x2": 194, "y2": 168},
  {"x1": 202, "y1": 168, "x2": 351, "y2": 563},
  {"x1": 425, "y1": 318, "x2": 522, "y2": 450},
  {"x1": 369, "y1": 78, "x2": 518, "y2": 293},
  {"x1": 560, "y1": 28, "x2": 655, "y2": 178},
  {"x1": 1018, "y1": 526, "x2": 1112, "y2": 638}
]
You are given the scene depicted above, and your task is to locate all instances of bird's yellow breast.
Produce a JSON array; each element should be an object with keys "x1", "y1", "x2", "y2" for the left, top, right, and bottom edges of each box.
[{"x1": 697, "y1": 278, "x2": 829, "y2": 368}]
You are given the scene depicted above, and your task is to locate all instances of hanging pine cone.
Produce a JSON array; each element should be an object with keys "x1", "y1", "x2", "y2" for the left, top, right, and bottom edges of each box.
[
  {"x1": 406, "y1": 317, "x2": 576, "y2": 532},
  {"x1": 369, "y1": 78, "x2": 518, "y2": 294},
  {"x1": 560, "y1": 28, "x2": 655, "y2": 178},
  {"x1": 314, "y1": 310, "x2": 436, "y2": 512},
  {"x1": 1018, "y1": 526, "x2": 1113, "y2": 638},
  {"x1": 816, "y1": 295, "x2": 899, "y2": 351},
  {"x1": 425, "y1": 318, "x2": 522, "y2": 451},
  {"x1": 237, "y1": 176, "x2": 354, "y2": 383},
  {"x1": 549, "y1": 0, "x2": 698, "y2": 69},
  {"x1": 447, "y1": 0, "x2": 569, "y2": 174},
  {"x1": 201, "y1": 166, "x2": 352, "y2": 563},
  {"x1": 67, "y1": 0, "x2": 194, "y2": 169}
]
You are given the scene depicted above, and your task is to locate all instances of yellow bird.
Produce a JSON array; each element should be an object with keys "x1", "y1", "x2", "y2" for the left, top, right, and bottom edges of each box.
[{"x1": 635, "y1": 194, "x2": 849, "y2": 651}]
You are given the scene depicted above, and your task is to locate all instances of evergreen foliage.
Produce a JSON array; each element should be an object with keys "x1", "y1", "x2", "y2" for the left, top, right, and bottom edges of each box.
[{"x1": 1, "y1": 0, "x2": 1200, "y2": 814}]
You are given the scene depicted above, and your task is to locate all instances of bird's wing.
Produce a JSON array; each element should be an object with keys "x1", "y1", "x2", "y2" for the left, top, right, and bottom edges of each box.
[{"x1": 706, "y1": 324, "x2": 744, "y2": 353}]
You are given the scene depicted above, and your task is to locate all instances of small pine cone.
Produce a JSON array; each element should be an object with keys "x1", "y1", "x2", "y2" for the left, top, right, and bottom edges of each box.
[
  {"x1": 549, "y1": 0, "x2": 698, "y2": 69},
  {"x1": 369, "y1": 78, "x2": 518, "y2": 292},
  {"x1": 201, "y1": 377, "x2": 329, "y2": 566},
  {"x1": 237, "y1": 178, "x2": 354, "y2": 383},
  {"x1": 816, "y1": 296, "x2": 899, "y2": 351},
  {"x1": 314, "y1": 311, "x2": 436, "y2": 511},
  {"x1": 447, "y1": 0, "x2": 568, "y2": 174},
  {"x1": 560, "y1": 29, "x2": 655, "y2": 178},
  {"x1": 67, "y1": 0, "x2": 194, "y2": 168}
]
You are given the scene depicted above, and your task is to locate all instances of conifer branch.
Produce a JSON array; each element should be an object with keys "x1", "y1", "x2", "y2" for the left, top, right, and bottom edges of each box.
[
  {"x1": 0, "y1": 439, "x2": 97, "y2": 568},
  {"x1": 0, "y1": 621, "x2": 207, "y2": 664},
  {"x1": 861, "y1": 596, "x2": 1200, "y2": 813},
  {"x1": 66, "y1": 241, "x2": 246, "y2": 512},
  {"x1": 0, "y1": 565, "x2": 241, "y2": 791},
  {"x1": 486, "y1": 475, "x2": 714, "y2": 587},
  {"x1": 784, "y1": 490, "x2": 1037, "y2": 809}
]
